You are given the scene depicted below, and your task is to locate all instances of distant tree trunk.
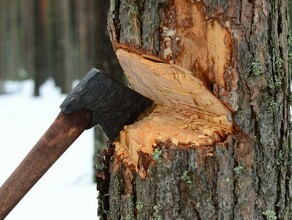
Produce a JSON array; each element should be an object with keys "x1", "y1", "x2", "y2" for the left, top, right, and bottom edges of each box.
[
  {"x1": 19, "y1": 0, "x2": 35, "y2": 79},
  {"x1": 93, "y1": 0, "x2": 125, "y2": 159},
  {"x1": 97, "y1": 1, "x2": 292, "y2": 219},
  {"x1": 0, "y1": 0, "x2": 9, "y2": 82},
  {"x1": 34, "y1": 0, "x2": 49, "y2": 96},
  {"x1": 0, "y1": 0, "x2": 5, "y2": 93},
  {"x1": 289, "y1": 2, "x2": 292, "y2": 30},
  {"x1": 50, "y1": 0, "x2": 72, "y2": 94},
  {"x1": 94, "y1": 0, "x2": 125, "y2": 83},
  {"x1": 75, "y1": 0, "x2": 93, "y2": 75},
  {"x1": 0, "y1": 0, "x2": 20, "y2": 81},
  {"x1": 7, "y1": 0, "x2": 19, "y2": 79}
]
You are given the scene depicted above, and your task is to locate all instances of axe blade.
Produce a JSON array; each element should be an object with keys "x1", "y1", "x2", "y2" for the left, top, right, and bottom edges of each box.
[{"x1": 60, "y1": 68, "x2": 153, "y2": 141}]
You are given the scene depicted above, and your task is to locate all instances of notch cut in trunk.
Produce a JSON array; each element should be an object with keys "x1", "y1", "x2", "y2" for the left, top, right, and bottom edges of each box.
[{"x1": 113, "y1": 49, "x2": 234, "y2": 177}]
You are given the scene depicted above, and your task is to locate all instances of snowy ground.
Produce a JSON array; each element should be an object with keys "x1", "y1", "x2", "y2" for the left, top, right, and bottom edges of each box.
[{"x1": 0, "y1": 79, "x2": 98, "y2": 219}]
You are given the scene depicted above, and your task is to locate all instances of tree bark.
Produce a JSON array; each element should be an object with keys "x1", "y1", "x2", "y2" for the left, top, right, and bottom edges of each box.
[{"x1": 97, "y1": 1, "x2": 292, "y2": 219}]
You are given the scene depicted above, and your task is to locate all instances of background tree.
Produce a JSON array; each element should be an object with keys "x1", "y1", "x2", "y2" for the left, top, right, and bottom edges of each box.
[
  {"x1": 97, "y1": 1, "x2": 292, "y2": 219},
  {"x1": 50, "y1": 0, "x2": 72, "y2": 94},
  {"x1": 33, "y1": 0, "x2": 49, "y2": 96},
  {"x1": 93, "y1": 0, "x2": 125, "y2": 160},
  {"x1": 288, "y1": 1, "x2": 292, "y2": 29},
  {"x1": 0, "y1": 0, "x2": 107, "y2": 96},
  {"x1": 0, "y1": 0, "x2": 24, "y2": 91}
]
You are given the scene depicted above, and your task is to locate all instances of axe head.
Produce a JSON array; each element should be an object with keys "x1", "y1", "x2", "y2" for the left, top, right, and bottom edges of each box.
[{"x1": 60, "y1": 68, "x2": 153, "y2": 142}]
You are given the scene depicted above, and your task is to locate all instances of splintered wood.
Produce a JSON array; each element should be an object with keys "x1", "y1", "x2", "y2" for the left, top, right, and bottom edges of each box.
[
  {"x1": 112, "y1": 0, "x2": 235, "y2": 171},
  {"x1": 173, "y1": 0, "x2": 233, "y2": 89},
  {"x1": 114, "y1": 49, "x2": 234, "y2": 169},
  {"x1": 115, "y1": 105, "x2": 233, "y2": 167}
]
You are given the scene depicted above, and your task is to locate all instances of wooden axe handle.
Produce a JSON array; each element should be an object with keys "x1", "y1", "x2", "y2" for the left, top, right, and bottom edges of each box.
[{"x1": 0, "y1": 109, "x2": 92, "y2": 219}]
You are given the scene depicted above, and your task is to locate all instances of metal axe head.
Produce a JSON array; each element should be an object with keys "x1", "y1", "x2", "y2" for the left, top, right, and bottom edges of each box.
[{"x1": 60, "y1": 68, "x2": 153, "y2": 142}]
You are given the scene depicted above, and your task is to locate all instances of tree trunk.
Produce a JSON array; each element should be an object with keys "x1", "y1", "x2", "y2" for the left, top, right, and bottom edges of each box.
[
  {"x1": 19, "y1": 0, "x2": 35, "y2": 79},
  {"x1": 289, "y1": 2, "x2": 292, "y2": 31},
  {"x1": 50, "y1": 0, "x2": 72, "y2": 94},
  {"x1": 34, "y1": 0, "x2": 49, "y2": 96},
  {"x1": 97, "y1": 1, "x2": 292, "y2": 219},
  {"x1": 94, "y1": 0, "x2": 125, "y2": 83},
  {"x1": 0, "y1": 0, "x2": 5, "y2": 93},
  {"x1": 93, "y1": 0, "x2": 125, "y2": 162},
  {"x1": 75, "y1": 0, "x2": 95, "y2": 76},
  {"x1": 0, "y1": 0, "x2": 21, "y2": 81}
]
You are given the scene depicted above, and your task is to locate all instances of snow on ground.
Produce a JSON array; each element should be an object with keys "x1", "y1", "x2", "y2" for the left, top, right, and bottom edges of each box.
[{"x1": 0, "y1": 79, "x2": 98, "y2": 219}]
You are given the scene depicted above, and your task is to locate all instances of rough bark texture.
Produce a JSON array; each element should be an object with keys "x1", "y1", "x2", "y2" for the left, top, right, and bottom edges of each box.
[{"x1": 97, "y1": 1, "x2": 292, "y2": 219}]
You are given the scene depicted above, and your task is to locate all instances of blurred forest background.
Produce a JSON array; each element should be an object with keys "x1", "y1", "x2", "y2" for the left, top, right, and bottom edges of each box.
[
  {"x1": 0, "y1": 0, "x2": 124, "y2": 96},
  {"x1": 0, "y1": 0, "x2": 125, "y2": 163}
]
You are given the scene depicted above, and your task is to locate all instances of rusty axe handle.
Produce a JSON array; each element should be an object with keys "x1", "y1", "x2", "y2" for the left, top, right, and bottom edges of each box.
[{"x1": 0, "y1": 109, "x2": 92, "y2": 219}]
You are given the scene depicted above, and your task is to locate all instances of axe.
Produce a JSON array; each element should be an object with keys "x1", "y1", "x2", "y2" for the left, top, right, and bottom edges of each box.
[{"x1": 0, "y1": 68, "x2": 152, "y2": 219}]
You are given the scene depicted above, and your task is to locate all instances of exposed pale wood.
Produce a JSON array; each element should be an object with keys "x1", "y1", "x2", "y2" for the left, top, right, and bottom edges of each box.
[
  {"x1": 116, "y1": 49, "x2": 232, "y2": 116},
  {"x1": 167, "y1": 0, "x2": 233, "y2": 90},
  {"x1": 115, "y1": 48, "x2": 234, "y2": 168}
]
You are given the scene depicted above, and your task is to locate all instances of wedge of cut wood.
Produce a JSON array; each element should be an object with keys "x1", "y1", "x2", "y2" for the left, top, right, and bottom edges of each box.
[
  {"x1": 116, "y1": 48, "x2": 231, "y2": 116},
  {"x1": 115, "y1": 105, "x2": 233, "y2": 167}
]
